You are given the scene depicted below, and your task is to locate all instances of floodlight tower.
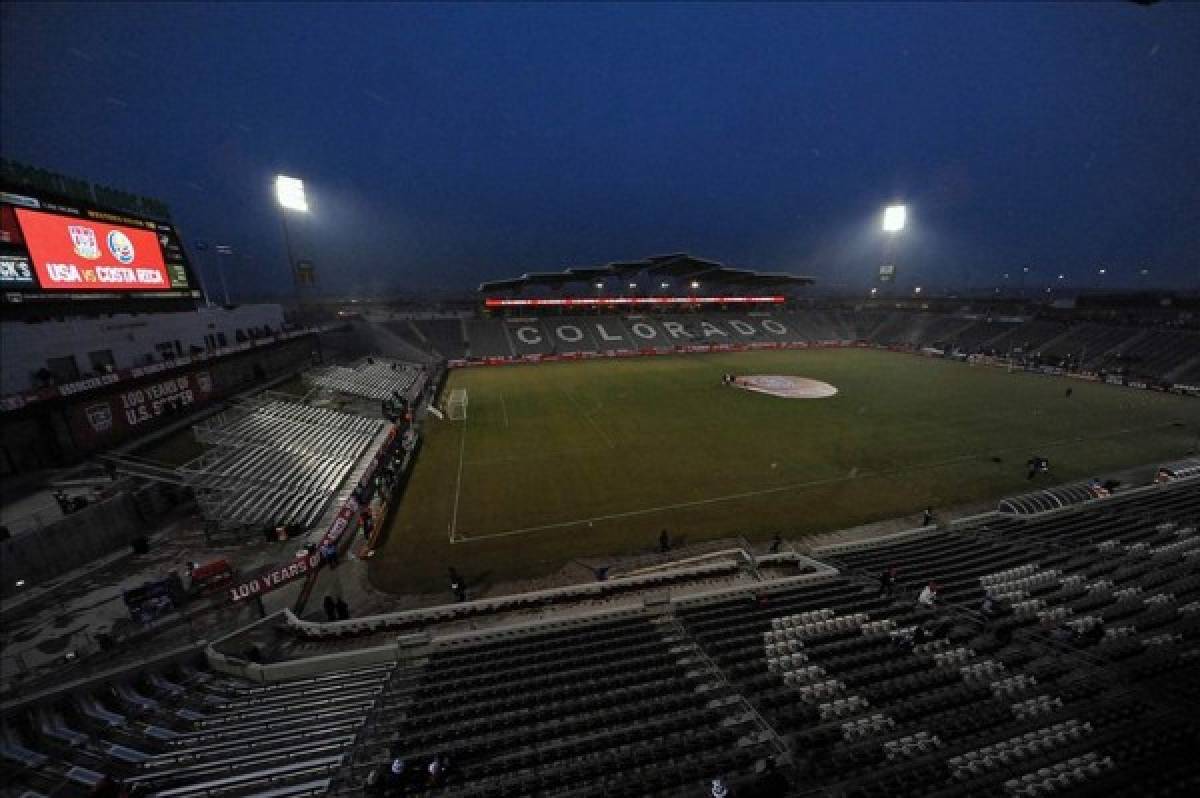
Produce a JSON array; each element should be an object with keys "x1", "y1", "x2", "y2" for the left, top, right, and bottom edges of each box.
[
  {"x1": 275, "y1": 175, "x2": 308, "y2": 327},
  {"x1": 881, "y1": 204, "x2": 906, "y2": 296}
]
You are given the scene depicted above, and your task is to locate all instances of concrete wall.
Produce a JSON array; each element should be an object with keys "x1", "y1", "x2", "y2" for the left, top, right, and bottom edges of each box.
[
  {"x1": 1, "y1": 304, "x2": 286, "y2": 395},
  {"x1": 0, "y1": 491, "x2": 146, "y2": 593},
  {"x1": 0, "y1": 336, "x2": 315, "y2": 472}
]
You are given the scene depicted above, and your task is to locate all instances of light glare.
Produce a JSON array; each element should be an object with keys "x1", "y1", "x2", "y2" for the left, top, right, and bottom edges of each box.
[
  {"x1": 882, "y1": 204, "x2": 907, "y2": 232},
  {"x1": 275, "y1": 175, "x2": 308, "y2": 212}
]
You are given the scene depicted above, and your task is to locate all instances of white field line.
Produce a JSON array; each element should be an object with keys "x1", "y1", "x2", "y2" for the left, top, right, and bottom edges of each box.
[
  {"x1": 448, "y1": 413, "x2": 469, "y2": 542},
  {"x1": 558, "y1": 384, "x2": 615, "y2": 449},
  {"x1": 450, "y1": 421, "x2": 1178, "y2": 544}
]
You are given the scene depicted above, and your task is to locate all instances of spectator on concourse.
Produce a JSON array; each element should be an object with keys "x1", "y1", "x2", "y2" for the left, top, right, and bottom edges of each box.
[{"x1": 878, "y1": 565, "x2": 898, "y2": 599}]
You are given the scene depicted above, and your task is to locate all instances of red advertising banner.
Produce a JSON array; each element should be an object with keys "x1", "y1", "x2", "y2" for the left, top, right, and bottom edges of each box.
[
  {"x1": 14, "y1": 207, "x2": 170, "y2": 291},
  {"x1": 67, "y1": 370, "x2": 216, "y2": 450}
]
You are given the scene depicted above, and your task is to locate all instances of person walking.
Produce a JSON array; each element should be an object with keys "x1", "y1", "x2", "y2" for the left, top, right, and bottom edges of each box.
[
  {"x1": 769, "y1": 534, "x2": 783, "y2": 554},
  {"x1": 877, "y1": 566, "x2": 898, "y2": 599},
  {"x1": 659, "y1": 529, "x2": 671, "y2": 553},
  {"x1": 922, "y1": 507, "x2": 934, "y2": 527}
]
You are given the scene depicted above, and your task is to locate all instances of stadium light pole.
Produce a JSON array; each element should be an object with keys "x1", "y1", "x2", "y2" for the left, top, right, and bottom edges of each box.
[
  {"x1": 275, "y1": 175, "x2": 308, "y2": 328},
  {"x1": 215, "y1": 245, "x2": 233, "y2": 305},
  {"x1": 881, "y1": 204, "x2": 906, "y2": 296}
]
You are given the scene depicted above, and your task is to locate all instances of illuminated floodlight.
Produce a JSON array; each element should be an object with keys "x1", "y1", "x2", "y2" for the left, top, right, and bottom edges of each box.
[
  {"x1": 594, "y1": 281, "x2": 604, "y2": 290},
  {"x1": 275, "y1": 175, "x2": 308, "y2": 212},
  {"x1": 870, "y1": 287, "x2": 878, "y2": 296},
  {"x1": 882, "y1": 204, "x2": 906, "y2": 233},
  {"x1": 660, "y1": 281, "x2": 669, "y2": 289},
  {"x1": 15, "y1": 579, "x2": 25, "y2": 588},
  {"x1": 628, "y1": 282, "x2": 637, "y2": 289},
  {"x1": 1098, "y1": 268, "x2": 1106, "y2": 275},
  {"x1": 914, "y1": 286, "x2": 922, "y2": 294},
  {"x1": 690, "y1": 280, "x2": 700, "y2": 289}
]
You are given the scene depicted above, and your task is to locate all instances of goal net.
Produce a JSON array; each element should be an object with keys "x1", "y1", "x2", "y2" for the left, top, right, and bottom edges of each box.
[{"x1": 447, "y1": 388, "x2": 468, "y2": 421}]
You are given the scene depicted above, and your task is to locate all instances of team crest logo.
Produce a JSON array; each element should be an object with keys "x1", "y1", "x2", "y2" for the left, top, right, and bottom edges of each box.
[
  {"x1": 196, "y1": 372, "x2": 212, "y2": 393},
  {"x1": 86, "y1": 403, "x2": 113, "y2": 432},
  {"x1": 107, "y1": 230, "x2": 136, "y2": 264},
  {"x1": 69, "y1": 225, "x2": 101, "y2": 260}
]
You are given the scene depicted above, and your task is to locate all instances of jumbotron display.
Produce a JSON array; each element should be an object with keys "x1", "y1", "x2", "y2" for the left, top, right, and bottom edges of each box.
[{"x1": 0, "y1": 187, "x2": 200, "y2": 305}]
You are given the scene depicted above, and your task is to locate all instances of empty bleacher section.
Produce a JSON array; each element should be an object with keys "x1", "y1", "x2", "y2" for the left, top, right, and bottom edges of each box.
[
  {"x1": 1099, "y1": 329, "x2": 1200, "y2": 382},
  {"x1": 5, "y1": 475, "x2": 1200, "y2": 795},
  {"x1": 984, "y1": 319, "x2": 1070, "y2": 355},
  {"x1": 412, "y1": 319, "x2": 468, "y2": 360},
  {"x1": 464, "y1": 319, "x2": 513, "y2": 359},
  {"x1": 672, "y1": 479, "x2": 1200, "y2": 796},
  {"x1": 182, "y1": 395, "x2": 388, "y2": 532},
  {"x1": 306, "y1": 359, "x2": 424, "y2": 401},
  {"x1": 340, "y1": 613, "x2": 781, "y2": 797},
  {"x1": 1033, "y1": 323, "x2": 1141, "y2": 368},
  {"x1": 377, "y1": 320, "x2": 436, "y2": 361},
  {"x1": 443, "y1": 309, "x2": 1200, "y2": 384},
  {"x1": 1, "y1": 659, "x2": 390, "y2": 798}
]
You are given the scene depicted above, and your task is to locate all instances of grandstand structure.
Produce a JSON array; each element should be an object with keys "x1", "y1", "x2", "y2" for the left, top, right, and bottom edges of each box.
[
  {"x1": 305, "y1": 358, "x2": 425, "y2": 401},
  {"x1": 181, "y1": 392, "x2": 390, "y2": 533},
  {"x1": 422, "y1": 308, "x2": 1200, "y2": 388},
  {"x1": 3, "y1": 476, "x2": 1198, "y2": 797}
]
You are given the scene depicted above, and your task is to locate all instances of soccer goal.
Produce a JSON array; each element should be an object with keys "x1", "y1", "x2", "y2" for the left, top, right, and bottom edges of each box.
[{"x1": 447, "y1": 388, "x2": 468, "y2": 421}]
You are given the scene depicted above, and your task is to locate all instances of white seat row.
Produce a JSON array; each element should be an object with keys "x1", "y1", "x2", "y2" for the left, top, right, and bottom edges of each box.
[
  {"x1": 981, "y1": 563, "x2": 1039, "y2": 587},
  {"x1": 882, "y1": 729, "x2": 941, "y2": 758},
  {"x1": 844, "y1": 713, "x2": 896, "y2": 742},
  {"x1": 817, "y1": 694, "x2": 868, "y2": 720},
  {"x1": 952, "y1": 720, "x2": 1091, "y2": 779},
  {"x1": 989, "y1": 673, "x2": 1037, "y2": 698},
  {"x1": 1004, "y1": 752, "x2": 1114, "y2": 796},
  {"x1": 1010, "y1": 694, "x2": 1064, "y2": 720}
]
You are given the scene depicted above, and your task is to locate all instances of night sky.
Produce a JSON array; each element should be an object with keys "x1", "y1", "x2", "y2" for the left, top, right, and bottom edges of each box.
[{"x1": 2, "y1": 2, "x2": 1198, "y2": 298}]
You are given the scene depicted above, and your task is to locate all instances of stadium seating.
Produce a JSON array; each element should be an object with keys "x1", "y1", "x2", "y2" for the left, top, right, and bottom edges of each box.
[
  {"x1": 424, "y1": 309, "x2": 1200, "y2": 384},
  {"x1": 464, "y1": 319, "x2": 514, "y2": 359},
  {"x1": 183, "y1": 397, "x2": 388, "y2": 531},
  {"x1": 307, "y1": 359, "x2": 423, "y2": 401},
  {"x1": 412, "y1": 319, "x2": 469, "y2": 361},
  {"x1": 8, "y1": 429, "x2": 1200, "y2": 797},
  {"x1": 1, "y1": 660, "x2": 391, "y2": 798},
  {"x1": 672, "y1": 480, "x2": 1200, "y2": 796}
]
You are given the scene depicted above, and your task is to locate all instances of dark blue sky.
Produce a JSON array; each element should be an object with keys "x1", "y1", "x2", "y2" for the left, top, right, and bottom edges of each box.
[{"x1": 2, "y1": 2, "x2": 1198, "y2": 298}]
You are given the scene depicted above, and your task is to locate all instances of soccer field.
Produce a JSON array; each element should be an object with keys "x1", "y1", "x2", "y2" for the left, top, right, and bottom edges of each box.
[{"x1": 370, "y1": 349, "x2": 1200, "y2": 594}]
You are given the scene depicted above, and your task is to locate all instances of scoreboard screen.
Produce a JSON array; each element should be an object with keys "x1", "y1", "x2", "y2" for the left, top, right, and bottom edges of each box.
[{"x1": 0, "y1": 188, "x2": 200, "y2": 306}]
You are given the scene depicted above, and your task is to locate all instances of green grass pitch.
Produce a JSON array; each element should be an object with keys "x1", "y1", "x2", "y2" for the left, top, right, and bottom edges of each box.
[{"x1": 370, "y1": 348, "x2": 1200, "y2": 594}]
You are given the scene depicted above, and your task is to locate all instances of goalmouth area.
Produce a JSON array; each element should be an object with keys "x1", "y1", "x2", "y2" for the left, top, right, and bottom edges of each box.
[{"x1": 369, "y1": 348, "x2": 1200, "y2": 594}]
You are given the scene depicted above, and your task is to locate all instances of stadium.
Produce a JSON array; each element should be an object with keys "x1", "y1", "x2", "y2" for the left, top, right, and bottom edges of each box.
[{"x1": 3, "y1": 4, "x2": 1200, "y2": 798}]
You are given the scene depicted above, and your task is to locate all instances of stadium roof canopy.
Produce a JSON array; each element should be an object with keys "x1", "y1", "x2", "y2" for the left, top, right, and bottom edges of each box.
[{"x1": 478, "y1": 254, "x2": 815, "y2": 293}]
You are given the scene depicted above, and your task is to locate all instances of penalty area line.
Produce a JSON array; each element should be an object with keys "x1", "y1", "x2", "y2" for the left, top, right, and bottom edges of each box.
[{"x1": 448, "y1": 413, "x2": 468, "y2": 543}]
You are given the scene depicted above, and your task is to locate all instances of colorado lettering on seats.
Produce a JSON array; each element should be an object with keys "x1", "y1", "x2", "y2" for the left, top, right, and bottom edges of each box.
[
  {"x1": 514, "y1": 326, "x2": 541, "y2": 345},
  {"x1": 661, "y1": 321, "x2": 688, "y2": 338},
  {"x1": 630, "y1": 322, "x2": 657, "y2": 339},
  {"x1": 594, "y1": 322, "x2": 624, "y2": 342}
]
